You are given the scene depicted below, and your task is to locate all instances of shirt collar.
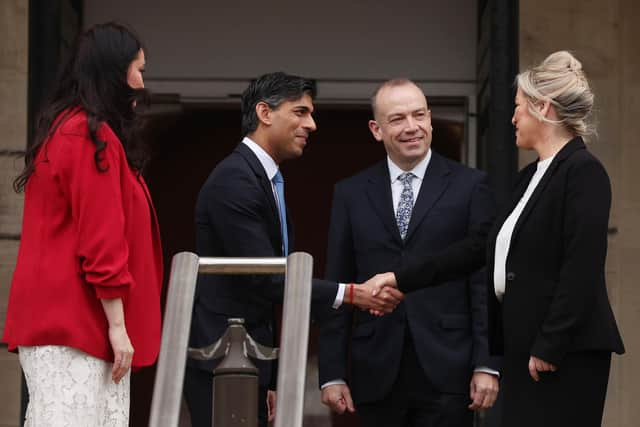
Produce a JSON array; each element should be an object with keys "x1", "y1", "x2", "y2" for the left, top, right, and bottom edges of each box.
[
  {"x1": 242, "y1": 136, "x2": 279, "y2": 181},
  {"x1": 387, "y1": 149, "x2": 432, "y2": 183}
]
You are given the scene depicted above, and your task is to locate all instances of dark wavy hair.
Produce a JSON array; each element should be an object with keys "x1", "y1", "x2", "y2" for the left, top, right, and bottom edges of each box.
[
  {"x1": 241, "y1": 72, "x2": 316, "y2": 137},
  {"x1": 14, "y1": 22, "x2": 148, "y2": 192}
]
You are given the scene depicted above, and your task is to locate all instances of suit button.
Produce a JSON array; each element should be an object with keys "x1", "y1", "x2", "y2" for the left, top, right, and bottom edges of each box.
[{"x1": 506, "y1": 272, "x2": 516, "y2": 281}]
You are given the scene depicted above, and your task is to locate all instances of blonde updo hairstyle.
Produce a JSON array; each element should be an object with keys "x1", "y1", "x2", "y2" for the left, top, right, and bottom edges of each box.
[{"x1": 516, "y1": 50, "x2": 595, "y2": 137}]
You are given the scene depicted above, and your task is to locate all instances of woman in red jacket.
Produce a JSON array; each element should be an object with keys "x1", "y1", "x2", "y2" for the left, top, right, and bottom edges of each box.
[{"x1": 3, "y1": 23, "x2": 163, "y2": 426}]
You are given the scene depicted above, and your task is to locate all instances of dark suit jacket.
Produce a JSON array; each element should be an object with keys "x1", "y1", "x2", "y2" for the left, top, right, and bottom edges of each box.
[
  {"x1": 319, "y1": 152, "x2": 499, "y2": 404},
  {"x1": 188, "y1": 142, "x2": 338, "y2": 387},
  {"x1": 486, "y1": 137, "x2": 624, "y2": 365}
]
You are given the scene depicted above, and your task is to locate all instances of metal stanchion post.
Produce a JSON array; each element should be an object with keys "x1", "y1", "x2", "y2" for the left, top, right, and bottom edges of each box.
[{"x1": 149, "y1": 253, "x2": 312, "y2": 427}]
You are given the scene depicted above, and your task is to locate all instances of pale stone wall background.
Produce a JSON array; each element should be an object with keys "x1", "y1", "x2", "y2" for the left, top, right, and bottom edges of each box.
[
  {"x1": 519, "y1": 1, "x2": 640, "y2": 426},
  {"x1": 0, "y1": 0, "x2": 27, "y2": 426}
]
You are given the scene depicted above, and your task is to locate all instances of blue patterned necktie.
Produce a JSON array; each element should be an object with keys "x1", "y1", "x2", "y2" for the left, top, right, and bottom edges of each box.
[
  {"x1": 396, "y1": 172, "x2": 415, "y2": 240},
  {"x1": 272, "y1": 170, "x2": 289, "y2": 256}
]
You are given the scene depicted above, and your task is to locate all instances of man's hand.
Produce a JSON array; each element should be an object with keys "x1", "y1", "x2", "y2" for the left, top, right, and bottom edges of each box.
[
  {"x1": 358, "y1": 272, "x2": 401, "y2": 316},
  {"x1": 528, "y1": 355, "x2": 557, "y2": 382},
  {"x1": 321, "y1": 384, "x2": 355, "y2": 414},
  {"x1": 468, "y1": 372, "x2": 499, "y2": 410},
  {"x1": 366, "y1": 272, "x2": 398, "y2": 296},
  {"x1": 350, "y1": 279, "x2": 403, "y2": 314},
  {"x1": 267, "y1": 390, "x2": 276, "y2": 422}
]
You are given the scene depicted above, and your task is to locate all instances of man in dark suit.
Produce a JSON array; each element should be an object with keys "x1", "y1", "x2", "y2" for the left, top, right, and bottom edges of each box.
[
  {"x1": 319, "y1": 79, "x2": 500, "y2": 426},
  {"x1": 184, "y1": 72, "x2": 403, "y2": 427}
]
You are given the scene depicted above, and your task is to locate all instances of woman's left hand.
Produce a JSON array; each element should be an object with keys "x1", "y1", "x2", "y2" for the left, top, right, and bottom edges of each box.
[{"x1": 528, "y1": 355, "x2": 557, "y2": 381}]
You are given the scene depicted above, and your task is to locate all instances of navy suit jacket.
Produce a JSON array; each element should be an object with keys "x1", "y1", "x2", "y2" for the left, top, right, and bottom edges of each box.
[
  {"x1": 188, "y1": 143, "x2": 338, "y2": 387},
  {"x1": 318, "y1": 152, "x2": 499, "y2": 403}
]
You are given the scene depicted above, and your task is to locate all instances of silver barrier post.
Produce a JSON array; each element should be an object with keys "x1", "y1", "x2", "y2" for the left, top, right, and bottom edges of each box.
[
  {"x1": 149, "y1": 252, "x2": 200, "y2": 427},
  {"x1": 274, "y1": 252, "x2": 313, "y2": 427},
  {"x1": 149, "y1": 253, "x2": 312, "y2": 427}
]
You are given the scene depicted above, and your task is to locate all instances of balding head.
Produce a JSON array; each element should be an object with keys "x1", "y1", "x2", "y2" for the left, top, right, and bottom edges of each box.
[{"x1": 371, "y1": 79, "x2": 426, "y2": 120}]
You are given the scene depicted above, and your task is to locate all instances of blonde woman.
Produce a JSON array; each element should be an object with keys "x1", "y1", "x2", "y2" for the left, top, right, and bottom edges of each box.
[{"x1": 486, "y1": 51, "x2": 624, "y2": 426}]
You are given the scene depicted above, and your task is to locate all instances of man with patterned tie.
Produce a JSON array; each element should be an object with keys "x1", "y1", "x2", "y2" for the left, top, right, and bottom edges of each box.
[
  {"x1": 319, "y1": 79, "x2": 500, "y2": 427},
  {"x1": 184, "y1": 72, "x2": 404, "y2": 427}
]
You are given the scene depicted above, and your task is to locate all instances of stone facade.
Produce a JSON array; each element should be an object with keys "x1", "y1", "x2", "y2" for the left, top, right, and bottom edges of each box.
[{"x1": 0, "y1": 0, "x2": 27, "y2": 426}]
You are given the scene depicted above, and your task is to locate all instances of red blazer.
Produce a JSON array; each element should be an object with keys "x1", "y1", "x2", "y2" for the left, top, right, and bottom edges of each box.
[{"x1": 2, "y1": 109, "x2": 163, "y2": 368}]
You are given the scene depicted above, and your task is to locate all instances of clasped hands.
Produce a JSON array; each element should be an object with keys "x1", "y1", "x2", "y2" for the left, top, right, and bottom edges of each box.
[{"x1": 349, "y1": 272, "x2": 403, "y2": 315}]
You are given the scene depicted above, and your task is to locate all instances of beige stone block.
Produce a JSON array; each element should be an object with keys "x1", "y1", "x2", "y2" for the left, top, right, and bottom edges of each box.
[
  {"x1": 619, "y1": 86, "x2": 640, "y2": 204},
  {"x1": 0, "y1": 72, "x2": 28, "y2": 152},
  {"x1": 520, "y1": 1, "x2": 572, "y2": 63},
  {"x1": 616, "y1": 202, "x2": 640, "y2": 249},
  {"x1": 621, "y1": 0, "x2": 640, "y2": 81},
  {"x1": 0, "y1": 156, "x2": 24, "y2": 236},
  {"x1": 0, "y1": 0, "x2": 28, "y2": 73},
  {"x1": 0, "y1": 241, "x2": 19, "y2": 334},
  {"x1": 620, "y1": 88, "x2": 640, "y2": 140},
  {"x1": 607, "y1": 248, "x2": 640, "y2": 427},
  {"x1": 617, "y1": 247, "x2": 640, "y2": 353},
  {"x1": 0, "y1": 351, "x2": 21, "y2": 426}
]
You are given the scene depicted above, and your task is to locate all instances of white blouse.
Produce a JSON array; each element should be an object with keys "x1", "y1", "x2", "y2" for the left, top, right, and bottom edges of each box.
[{"x1": 493, "y1": 156, "x2": 555, "y2": 301}]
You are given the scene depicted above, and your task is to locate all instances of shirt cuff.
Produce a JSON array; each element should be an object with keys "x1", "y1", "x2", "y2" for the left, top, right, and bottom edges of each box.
[
  {"x1": 321, "y1": 379, "x2": 347, "y2": 389},
  {"x1": 332, "y1": 283, "x2": 346, "y2": 309},
  {"x1": 474, "y1": 366, "x2": 500, "y2": 378}
]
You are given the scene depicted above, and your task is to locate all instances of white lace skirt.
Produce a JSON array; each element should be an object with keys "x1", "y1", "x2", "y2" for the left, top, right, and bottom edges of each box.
[{"x1": 18, "y1": 345, "x2": 130, "y2": 427}]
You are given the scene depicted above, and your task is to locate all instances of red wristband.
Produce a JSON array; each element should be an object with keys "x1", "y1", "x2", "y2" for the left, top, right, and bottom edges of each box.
[{"x1": 349, "y1": 283, "x2": 354, "y2": 305}]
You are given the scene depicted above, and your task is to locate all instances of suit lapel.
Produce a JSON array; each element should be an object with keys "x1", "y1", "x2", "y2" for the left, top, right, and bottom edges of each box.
[
  {"x1": 510, "y1": 137, "x2": 586, "y2": 242},
  {"x1": 235, "y1": 143, "x2": 281, "y2": 230},
  {"x1": 366, "y1": 161, "x2": 403, "y2": 245},
  {"x1": 404, "y1": 153, "x2": 451, "y2": 243}
]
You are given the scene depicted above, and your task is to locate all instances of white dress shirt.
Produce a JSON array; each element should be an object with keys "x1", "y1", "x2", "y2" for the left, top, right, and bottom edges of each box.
[
  {"x1": 494, "y1": 155, "x2": 555, "y2": 301},
  {"x1": 388, "y1": 150, "x2": 432, "y2": 211},
  {"x1": 241, "y1": 137, "x2": 346, "y2": 307}
]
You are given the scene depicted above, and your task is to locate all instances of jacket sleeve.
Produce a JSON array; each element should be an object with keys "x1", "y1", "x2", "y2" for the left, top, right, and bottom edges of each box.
[
  {"x1": 463, "y1": 174, "x2": 501, "y2": 371},
  {"x1": 531, "y1": 159, "x2": 611, "y2": 364},
  {"x1": 318, "y1": 183, "x2": 355, "y2": 385},
  {"x1": 394, "y1": 172, "x2": 495, "y2": 293},
  {"x1": 202, "y1": 166, "x2": 338, "y2": 306},
  {"x1": 54, "y1": 124, "x2": 133, "y2": 299}
]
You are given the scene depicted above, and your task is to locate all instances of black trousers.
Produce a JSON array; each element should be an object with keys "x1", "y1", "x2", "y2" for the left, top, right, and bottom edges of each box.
[
  {"x1": 357, "y1": 334, "x2": 473, "y2": 427},
  {"x1": 501, "y1": 350, "x2": 611, "y2": 427},
  {"x1": 184, "y1": 365, "x2": 268, "y2": 427}
]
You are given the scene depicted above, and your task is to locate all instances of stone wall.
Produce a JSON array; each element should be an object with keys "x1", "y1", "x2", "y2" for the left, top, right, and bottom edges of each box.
[{"x1": 0, "y1": 0, "x2": 28, "y2": 426}]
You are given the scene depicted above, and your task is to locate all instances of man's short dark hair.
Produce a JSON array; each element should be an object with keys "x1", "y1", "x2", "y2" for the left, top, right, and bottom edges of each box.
[{"x1": 241, "y1": 72, "x2": 317, "y2": 136}]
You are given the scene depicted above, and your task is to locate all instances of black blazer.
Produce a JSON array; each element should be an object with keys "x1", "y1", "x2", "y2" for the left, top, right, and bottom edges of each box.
[
  {"x1": 318, "y1": 153, "x2": 499, "y2": 404},
  {"x1": 188, "y1": 143, "x2": 338, "y2": 387},
  {"x1": 486, "y1": 137, "x2": 624, "y2": 364}
]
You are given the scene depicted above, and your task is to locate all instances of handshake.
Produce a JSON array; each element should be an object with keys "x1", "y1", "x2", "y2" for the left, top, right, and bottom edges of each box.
[{"x1": 346, "y1": 272, "x2": 403, "y2": 315}]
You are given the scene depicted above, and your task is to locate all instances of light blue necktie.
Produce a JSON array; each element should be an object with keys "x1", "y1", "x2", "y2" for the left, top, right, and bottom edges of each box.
[
  {"x1": 396, "y1": 172, "x2": 415, "y2": 240},
  {"x1": 272, "y1": 170, "x2": 289, "y2": 256}
]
